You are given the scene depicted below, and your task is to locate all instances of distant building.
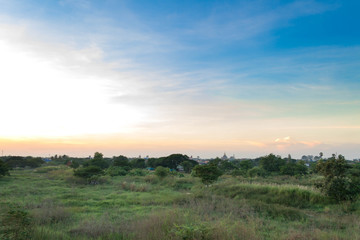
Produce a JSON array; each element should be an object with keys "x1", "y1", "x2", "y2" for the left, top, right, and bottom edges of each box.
[{"x1": 221, "y1": 153, "x2": 228, "y2": 160}]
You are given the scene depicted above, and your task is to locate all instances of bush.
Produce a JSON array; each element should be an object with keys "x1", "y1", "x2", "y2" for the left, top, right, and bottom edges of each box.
[
  {"x1": 155, "y1": 166, "x2": 169, "y2": 178},
  {"x1": 106, "y1": 166, "x2": 128, "y2": 176},
  {"x1": 316, "y1": 154, "x2": 360, "y2": 202},
  {"x1": 74, "y1": 166, "x2": 104, "y2": 179},
  {"x1": 192, "y1": 164, "x2": 222, "y2": 185},
  {"x1": 128, "y1": 168, "x2": 146, "y2": 176},
  {"x1": 231, "y1": 169, "x2": 247, "y2": 177},
  {"x1": 248, "y1": 167, "x2": 267, "y2": 178},
  {"x1": 172, "y1": 222, "x2": 211, "y2": 239},
  {"x1": 0, "y1": 159, "x2": 10, "y2": 177},
  {"x1": 0, "y1": 204, "x2": 33, "y2": 240}
]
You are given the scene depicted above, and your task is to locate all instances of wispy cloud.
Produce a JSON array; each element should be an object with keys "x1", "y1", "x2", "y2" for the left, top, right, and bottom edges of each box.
[{"x1": 185, "y1": 0, "x2": 335, "y2": 41}]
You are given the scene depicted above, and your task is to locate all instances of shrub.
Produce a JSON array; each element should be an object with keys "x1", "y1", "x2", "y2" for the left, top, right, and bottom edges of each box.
[
  {"x1": 83, "y1": 152, "x2": 109, "y2": 169},
  {"x1": 248, "y1": 167, "x2": 267, "y2": 178},
  {"x1": 106, "y1": 166, "x2": 128, "y2": 176},
  {"x1": 88, "y1": 175, "x2": 110, "y2": 185},
  {"x1": 144, "y1": 174, "x2": 160, "y2": 184},
  {"x1": 231, "y1": 169, "x2": 247, "y2": 177},
  {"x1": 0, "y1": 159, "x2": 10, "y2": 177},
  {"x1": 155, "y1": 166, "x2": 169, "y2": 178},
  {"x1": 128, "y1": 168, "x2": 146, "y2": 176},
  {"x1": 74, "y1": 166, "x2": 104, "y2": 179},
  {"x1": 260, "y1": 154, "x2": 286, "y2": 173},
  {"x1": 172, "y1": 222, "x2": 211, "y2": 239},
  {"x1": 0, "y1": 204, "x2": 33, "y2": 240},
  {"x1": 192, "y1": 164, "x2": 222, "y2": 185},
  {"x1": 316, "y1": 154, "x2": 360, "y2": 202}
]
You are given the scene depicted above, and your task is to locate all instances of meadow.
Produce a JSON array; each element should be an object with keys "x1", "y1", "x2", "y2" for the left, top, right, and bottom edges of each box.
[{"x1": 1, "y1": 166, "x2": 360, "y2": 240}]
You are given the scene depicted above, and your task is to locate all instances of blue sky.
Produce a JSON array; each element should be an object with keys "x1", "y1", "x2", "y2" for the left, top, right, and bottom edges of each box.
[{"x1": 0, "y1": 0, "x2": 359, "y2": 158}]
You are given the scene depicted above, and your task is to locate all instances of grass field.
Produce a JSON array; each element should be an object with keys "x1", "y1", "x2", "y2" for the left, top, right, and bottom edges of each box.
[{"x1": 1, "y1": 166, "x2": 360, "y2": 240}]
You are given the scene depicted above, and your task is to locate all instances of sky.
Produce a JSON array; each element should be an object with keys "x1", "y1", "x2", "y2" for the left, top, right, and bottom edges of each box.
[{"x1": 0, "y1": 0, "x2": 359, "y2": 159}]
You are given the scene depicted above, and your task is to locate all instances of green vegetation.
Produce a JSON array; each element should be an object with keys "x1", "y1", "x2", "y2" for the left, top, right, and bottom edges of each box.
[
  {"x1": 0, "y1": 159, "x2": 10, "y2": 177},
  {"x1": 192, "y1": 163, "x2": 223, "y2": 185},
  {"x1": 1, "y1": 153, "x2": 360, "y2": 239},
  {"x1": 155, "y1": 166, "x2": 169, "y2": 178},
  {"x1": 316, "y1": 154, "x2": 360, "y2": 202}
]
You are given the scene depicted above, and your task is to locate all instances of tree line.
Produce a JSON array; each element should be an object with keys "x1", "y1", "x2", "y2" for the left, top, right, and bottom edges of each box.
[{"x1": 1, "y1": 152, "x2": 360, "y2": 202}]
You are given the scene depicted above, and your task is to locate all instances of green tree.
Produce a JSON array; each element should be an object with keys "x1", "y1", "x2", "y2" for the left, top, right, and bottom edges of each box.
[
  {"x1": 248, "y1": 166, "x2": 267, "y2": 177},
  {"x1": 180, "y1": 160, "x2": 198, "y2": 173},
  {"x1": 0, "y1": 159, "x2": 10, "y2": 177},
  {"x1": 84, "y1": 152, "x2": 109, "y2": 169},
  {"x1": 192, "y1": 163, "x2": 222, "y2": 185},
  {"x1": 165, "y1": 154, "x2": 190, "y2": 169},
  {"x1": 219, "y1": 160, "x2": 237, "y2": 172},
  {"x1": 316, "y1": 154, "x2": 360, "y2": 202},
  {"x1": 280, "y1": 161, "x2": 308, "y2": 176},
  {"x1": 239, "y1": 160, "x2": 253, "y2": 171},
  {"x1": 155, "y1": 166, "x2": 169, "y2": 178},
  {"x1": 70, "y1": 160, "x2": 80, "y2": 169},
  {"x1": 260, "y1": 154, "x2": 286, "y2": 173},
  {"x1": 106, "y1": 166, "x2": 127, "y2": 176},
  {"x1": 113, "y1": 155, "x2": 130, "y2": 167},
  {"x1": 74, "y1": 166, "x2": 104, "y2": 179},
  {"x1": 131, "y1": 158, "x2": 146, "y2": 169}
]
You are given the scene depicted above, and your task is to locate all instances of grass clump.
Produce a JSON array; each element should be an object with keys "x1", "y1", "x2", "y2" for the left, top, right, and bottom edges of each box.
[
  {"x1": 212, "y1": 181, "x2": 330, "y2": 208},
  {"x1": 69, "y1": 213, "x2": 123, "y2": 239},
  {"x1": 31, "y1": 199, "x2": 72, "y2": 225}
]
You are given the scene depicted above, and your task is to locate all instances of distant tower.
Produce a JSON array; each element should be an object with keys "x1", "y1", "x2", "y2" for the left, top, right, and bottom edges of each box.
[{"x1": 221, "y1": 152, "x2": 228, "y2": 160}]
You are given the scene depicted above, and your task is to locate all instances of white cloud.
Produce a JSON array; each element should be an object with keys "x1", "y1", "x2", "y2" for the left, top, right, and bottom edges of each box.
[{"x1": 0, "y1": 22, "x2": 147, "y2": 138}]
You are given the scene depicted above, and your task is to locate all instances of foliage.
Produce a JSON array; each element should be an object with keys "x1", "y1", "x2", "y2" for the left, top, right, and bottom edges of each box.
[
  {"x1": 180, "y1": 160, "x2": 198, "y2": 173},
  {"x1": 113, "y1": 155, "x2": 130, "y2": 167},
  {"x1": 280, "y1": 161, "x2": 308, "y2": 176},
  {"x1": 106, "y1": 166, "x2": 128, "y2": 176},
  {"x1": 192, "y1": 163, "x2": 223, "y2": 185},
  {"x1": 0, "y1": 204, "x2": 33, "y2": 240},
  {"x1": 131, "y1": 158, "x2": 146, "y2": 169},
  {"x1": 239, "y1": 160, "x2": 253, "y2": 171},
  {"x1": 155, "y1": 166, "x2": 169, "y2": 178},
  {"x1": 316, "y1": 154, "x2": 360, "y2": 202},
  {"x1": 248, "y1": 167, "x2": 267, "y2": 177},
  {"x1": 260, "y1": 154, "x2": 286, "y2": 173},
  {"x1": 70, "y1": 160, "x2": 80, "y2": 169},
  {"x1": 2, "y1": 166, "x2": 360, "y2": 240},
  {"x1": 147, "y1": 154, "x2": 191, "y2": 170},
  {"x1": 2, "y1": 156, "x2": 44, "y2": 168},
  {"x1": 128, "y1": 168, "x2": 147, "y2": 176},
  {"x1": 0, "y1": 159, "x2": 10, "y2": 177},
  {"x1": 230, "y1": 169, "x2": 247, "y2": 177},
  {"x1": 84, "y1": 152, "x2": 109, "y2": 169},
  {"x1": 218, "y1": 160, "x2": 237, "y2": 172},
  {"x1": 73, "y1": 166, "x2": 104, "y2": 179},
  {"x1": 172, "y1": 222, "x2": 211, "y2": 239}
]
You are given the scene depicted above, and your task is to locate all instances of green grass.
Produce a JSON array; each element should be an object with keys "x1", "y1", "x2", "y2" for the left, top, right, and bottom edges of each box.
[{"x1": 1, "y1": 168, "x2": 360, "y2": 240}]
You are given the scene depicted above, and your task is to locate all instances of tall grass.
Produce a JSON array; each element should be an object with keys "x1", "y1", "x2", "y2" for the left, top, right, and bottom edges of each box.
[
  {"x1": 212, "y1": 180, "x2": 331, "y2": 208},
  {"x1": 1, "y1": 169, "x2": 360, "y2": 240}
]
